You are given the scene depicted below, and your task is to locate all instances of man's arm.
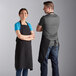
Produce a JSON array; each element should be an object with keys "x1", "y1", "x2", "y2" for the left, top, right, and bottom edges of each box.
[
  {"x1": 36, "y1": 25, "x2": 43, "y2": 32},
  {"x1": 36, "y1": 16, "x2": 44, "y2": 32}
]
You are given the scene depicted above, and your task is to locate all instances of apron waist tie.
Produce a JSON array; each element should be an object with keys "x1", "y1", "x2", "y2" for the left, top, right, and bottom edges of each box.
[{"x1": 54, "y1": 40, "x2": 60, "y2": 51}]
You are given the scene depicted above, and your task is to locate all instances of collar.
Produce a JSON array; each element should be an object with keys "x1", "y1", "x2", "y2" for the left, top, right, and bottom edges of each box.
[
  {"x1": 19, "y1": 20, "x2": 28, "y2": 25},
  {"x1": 48, "y1": 12, "x2": 54, "y2": 15}
]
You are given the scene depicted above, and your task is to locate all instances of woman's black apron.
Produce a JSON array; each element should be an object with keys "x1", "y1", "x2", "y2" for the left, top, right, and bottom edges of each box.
[{"x1": 15, "y1": 21, "x2": 33, "y2": 70}]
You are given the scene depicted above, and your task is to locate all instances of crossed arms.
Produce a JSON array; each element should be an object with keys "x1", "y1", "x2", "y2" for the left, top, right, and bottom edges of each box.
[{"x1": 16, "y1": 30, "x2": 35, "y2": 41}]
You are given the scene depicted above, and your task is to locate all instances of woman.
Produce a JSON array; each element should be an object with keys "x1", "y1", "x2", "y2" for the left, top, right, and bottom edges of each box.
[{"x1": 14, "y1": 8, "x2": 35, "y2": 76}]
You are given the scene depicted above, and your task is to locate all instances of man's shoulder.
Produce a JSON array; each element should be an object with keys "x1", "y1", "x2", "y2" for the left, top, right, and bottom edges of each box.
[
  {"x1": 40, "y1": 15, "x2": 48, "y2": 21},
  {"x1": 41, "y1": 13, "x2": 60, "y2": 20},
  {"x1": 54, "y1": 13, "x2": 60, "y2": 18},
  {"x1": 42, "y1": 14, "x2": 49, "y2": 17},
  {"x1": 40, "y1": 15, "x2": 45, "y2": 19}
]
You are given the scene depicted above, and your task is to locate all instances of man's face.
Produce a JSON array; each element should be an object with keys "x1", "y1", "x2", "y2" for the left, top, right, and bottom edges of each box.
[{"x1": 43, "y1": 5, "x2": 50, "y2": 14}]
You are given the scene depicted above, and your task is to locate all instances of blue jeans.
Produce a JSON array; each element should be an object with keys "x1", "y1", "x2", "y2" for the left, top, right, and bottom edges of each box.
[
  {"x1": 16, "y1": 68, "x2": 28, "y2": 76},
  {"x1": 40, "y1": 46, "x2": 59, "y2": 76}
]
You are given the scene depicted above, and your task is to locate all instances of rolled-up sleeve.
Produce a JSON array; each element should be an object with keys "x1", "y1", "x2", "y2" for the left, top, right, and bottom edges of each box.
[
  {"x1": 28, "y1": 23, "x2": 33, "y2": 31},
  {"x1": 38, "y1": 16, "x2": 44, "y2": 26},
  {"x1": 14, "y1": 23, "x2": 20, "y2": 31}
]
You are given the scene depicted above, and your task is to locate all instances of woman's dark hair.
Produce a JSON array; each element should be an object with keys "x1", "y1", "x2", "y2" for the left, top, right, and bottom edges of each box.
[{"x1": 19, "y1": 8, "x2": 28, "y2": 15}]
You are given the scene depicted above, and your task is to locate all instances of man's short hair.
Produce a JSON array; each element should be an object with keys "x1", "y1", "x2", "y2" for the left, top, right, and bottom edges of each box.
[{"x1": 43, "y1": 1, "x2": 54, "y2": 10}]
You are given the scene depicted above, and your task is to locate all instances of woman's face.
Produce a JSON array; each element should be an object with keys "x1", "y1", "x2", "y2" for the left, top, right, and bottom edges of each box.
[{"x1": 19, "y1": 10, "x2": 28, "y2": 20}]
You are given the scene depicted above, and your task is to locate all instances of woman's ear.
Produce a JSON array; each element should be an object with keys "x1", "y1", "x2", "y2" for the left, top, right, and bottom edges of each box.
[
  {"x1": 18, "y1": 14, "x2": 20, "y2": 17},
  {"x1": 26, "y1": 14, "x2": 28, "y2": 17}
]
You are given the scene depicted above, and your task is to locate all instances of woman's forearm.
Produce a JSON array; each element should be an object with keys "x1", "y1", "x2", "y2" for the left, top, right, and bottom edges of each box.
[
  {"x1": 16, "y1": 30, "x2": 35, "y2": 41},
  {"x1": 23, "y1": 32, "x2": 35, "y2": 41},
  {"x1": 18, "y1": 34, "x2": 30, "y2": 40},
  {"x1": 24, "y1": 37, "x2": 34, "y2": 41},
  {"x1": 18, "y1": 34, "x2": 34, "y2": 41},
  {"x1": 24, "y1": 34, "x2": 35, "y2": 41}
]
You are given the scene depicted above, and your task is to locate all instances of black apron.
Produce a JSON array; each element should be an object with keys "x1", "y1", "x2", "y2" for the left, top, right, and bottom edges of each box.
[
  {"x1": 38, "y1": 33, "x2": 60, "y2": 63},
  {"x1": 15, "y1": 21, "x2": 33, "y2": 70}
]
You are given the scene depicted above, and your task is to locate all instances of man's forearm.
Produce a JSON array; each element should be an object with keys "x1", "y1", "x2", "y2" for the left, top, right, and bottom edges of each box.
[{"x1": 36, "y1": 30, "x2": 42, "y2": 32}]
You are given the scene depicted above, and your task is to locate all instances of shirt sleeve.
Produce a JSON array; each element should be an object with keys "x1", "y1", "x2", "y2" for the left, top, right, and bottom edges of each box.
[
  {"x1": 38, "y1": 16, "x2": 44, "y2": 26},
  {"x1": 14, "y1": 23, "x2": 20, "y2": 31},
  {"x1": 28, "y1": 23, "x2": 33, "y2": 31}
]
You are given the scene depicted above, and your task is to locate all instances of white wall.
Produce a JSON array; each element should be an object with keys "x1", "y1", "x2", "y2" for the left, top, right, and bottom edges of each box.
[{"x1": 0, "y1": 0, "x2": 76, "y2": 76}]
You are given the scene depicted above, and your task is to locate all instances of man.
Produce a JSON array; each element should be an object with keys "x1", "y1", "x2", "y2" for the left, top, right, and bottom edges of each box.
[{"x1": 36, "y1": 1, "x2": 60, "y2": 76}]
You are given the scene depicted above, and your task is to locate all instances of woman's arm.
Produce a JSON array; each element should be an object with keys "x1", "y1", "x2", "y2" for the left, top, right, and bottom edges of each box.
[
  {"x1": 15, "y1": 30, "x2": 35, "y2": 41},
  {"x1": 25, "y1": 31, "x2": 35, "y2": 41},
  {"x1": 29, "y1": 31, "x2": 35, "y2": 38}
]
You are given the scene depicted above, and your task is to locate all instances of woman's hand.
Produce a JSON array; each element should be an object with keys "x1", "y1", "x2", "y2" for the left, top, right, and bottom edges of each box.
[
  {"x1": 25, "y1": 31, "x2": 35, "y2": 41},
  {"x1": 29, "y1": 31, "x2": 35, "y2": 38}
]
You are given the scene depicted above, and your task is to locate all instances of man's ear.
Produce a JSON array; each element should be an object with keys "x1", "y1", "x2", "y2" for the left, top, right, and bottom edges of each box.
[{"x1": 49, "y1": 7, "x2": 51, "y2": 11}]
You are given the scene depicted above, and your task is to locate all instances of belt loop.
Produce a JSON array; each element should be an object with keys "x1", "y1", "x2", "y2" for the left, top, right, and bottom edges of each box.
[
  {"x1": 54, "y1": 40, "x2": 56, "y2": 46},
  {"x1": 54, "y1": 40, "x2": 56, "y2": 51}
]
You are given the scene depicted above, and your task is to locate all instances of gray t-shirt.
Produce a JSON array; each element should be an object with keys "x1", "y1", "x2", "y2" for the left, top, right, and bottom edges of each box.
[{"x1": 38, "y1": 13, "x2": 60, "y2": 46}]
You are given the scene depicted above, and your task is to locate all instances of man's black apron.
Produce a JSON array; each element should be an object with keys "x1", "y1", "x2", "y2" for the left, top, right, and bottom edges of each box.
[
  {"x1": 15, "y1": 21, "x2": 33, "y2": 70},
  {"x1": 38, "y1": 33, "x2": 60, "y2": 63}
]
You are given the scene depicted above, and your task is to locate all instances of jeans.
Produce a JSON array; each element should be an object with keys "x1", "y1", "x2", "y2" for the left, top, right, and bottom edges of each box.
[
  {"x1": 40, "y1": 46, "x2": 59, "y2": 76},
  {"x1": 16, "y1": 68, "x2": 28, "y2": 76}
]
